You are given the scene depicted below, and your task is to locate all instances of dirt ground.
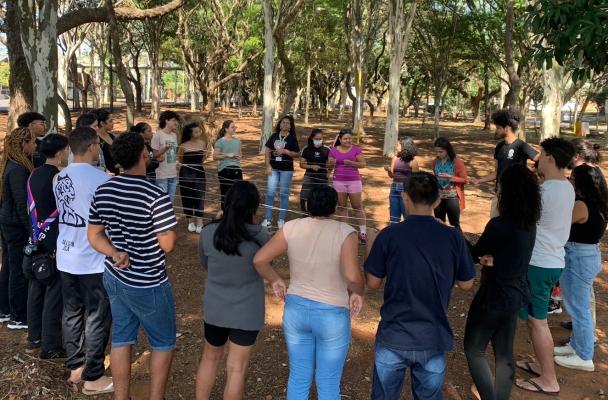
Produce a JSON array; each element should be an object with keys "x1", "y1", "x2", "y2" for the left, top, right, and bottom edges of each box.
[{"x1": 1, "y1": 107, "x2": 607, "y2": 400}]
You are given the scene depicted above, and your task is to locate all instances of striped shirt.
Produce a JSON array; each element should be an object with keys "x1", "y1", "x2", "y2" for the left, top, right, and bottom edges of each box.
[{"x1": 89, "y1": 174, "x2": 177, "y2": 288}]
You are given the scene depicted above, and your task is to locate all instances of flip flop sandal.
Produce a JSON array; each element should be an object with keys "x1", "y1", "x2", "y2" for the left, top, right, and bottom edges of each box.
[
  {"x1": 515, "y1": 379, "x2": 559, "y2": 397},
  {"x1": 516, "y1": 360, "x2": 541, "y2": 376},
  {"x1": 82, "y1": 382, "x2": 114, "y2": 396}
]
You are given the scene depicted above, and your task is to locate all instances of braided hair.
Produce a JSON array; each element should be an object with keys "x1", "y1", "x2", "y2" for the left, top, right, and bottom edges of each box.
[{"x1": 0, "y1": 127, "x2": 35, "y2": 204}]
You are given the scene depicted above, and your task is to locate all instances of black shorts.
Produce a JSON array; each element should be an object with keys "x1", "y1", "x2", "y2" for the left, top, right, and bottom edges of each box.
[{"x1": 203, "y1": 322, "x2": 259, "y2": 347}]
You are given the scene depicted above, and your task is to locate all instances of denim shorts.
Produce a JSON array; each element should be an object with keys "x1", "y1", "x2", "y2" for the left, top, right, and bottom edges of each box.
[{"x1": 103, "y1": 271, "x2": 176, "y2": 352}]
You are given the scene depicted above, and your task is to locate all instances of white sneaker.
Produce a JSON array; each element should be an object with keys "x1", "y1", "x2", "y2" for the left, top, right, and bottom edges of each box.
[
  {"x1": 187, "y1": 222, "x2": 196, "y2": 232},
  {"x1": 7, "y1": 320, "x2": 28, "y2": 330},
  {"x1": 261, "y1": 219, "x2": 272, "y2": 228},
  {"x1": 278, "y1": 220, "x2": 285, "y2": 229},
  {"x1": 554, "y1": 343, "x2": 576, "y2": 356},
  {"x1": 196, "y1": 225, "x2": 203, "y2": 234},
  {"x1": 554, "y1": 354, "x2": 594, "y2": 372}
]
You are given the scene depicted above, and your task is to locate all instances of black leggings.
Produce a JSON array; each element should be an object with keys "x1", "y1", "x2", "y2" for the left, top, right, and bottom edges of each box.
[
  {"x1": 464, "y1": 301, "x2": 518, "y2": 400},
  {"x1": 218, "y1": 167, "x2": 243, "y2": 210},
  {"x1": 434, "y1": 197, "x2": 461, "y2": 231}
]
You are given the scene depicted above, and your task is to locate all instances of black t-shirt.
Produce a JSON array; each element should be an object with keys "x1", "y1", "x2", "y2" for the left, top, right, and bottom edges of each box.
[
  {"x1": 364, "y1": 216, "x2": 476, "y2": 352},
  {"x1": 494, "y1": 139, "x2": 537, "y2": 183},
  {"x1": 145, "y1": 142, "x2": 160, "y2": 178},
  {"x1": 468, "y1": 215, "x2": 536, "y2": 312},
  {"x1": 101, "y1": 133, "x2": 119, "y2": 175},
  {"x1": 29, "y1": 164, "x2": 60, "y2": 253},
  {"x1": 265, "y1": 132, "x2": 300, "y2": 171},
  {"x1": 301, "y1": 145, "x2": 330, "y2": 179}
]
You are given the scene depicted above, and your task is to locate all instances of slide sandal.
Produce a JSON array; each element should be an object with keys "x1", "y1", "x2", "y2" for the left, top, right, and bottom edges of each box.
[{"x1": 82, "y1": 382, "x2": 114, "y2": 396}]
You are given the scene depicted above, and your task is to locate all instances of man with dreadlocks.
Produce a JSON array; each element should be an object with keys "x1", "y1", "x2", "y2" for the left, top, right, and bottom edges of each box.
[{"x1": 0, "y1": 127, "x2": 37, "y2": 329}]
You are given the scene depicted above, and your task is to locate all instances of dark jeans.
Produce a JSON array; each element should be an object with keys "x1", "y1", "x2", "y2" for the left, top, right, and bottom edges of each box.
[
  {"x1": 218, "y1": 167, "x2": 243, "y2": 210},
  {"x1": 28, "y1": 274, "x2": 64, "y2": 354},
  {"x1": 0, "y1": 224, "x2": 29, "y2": 322},
  {"x1": 464, "y1": 301, "x2": 518, "y2": 400},
  {"x1": 61, "y1": 271, "x2": 111, "y2": 381},
  {"x1": 434, "y1": 197, "x2": 461, "y2": 231}
]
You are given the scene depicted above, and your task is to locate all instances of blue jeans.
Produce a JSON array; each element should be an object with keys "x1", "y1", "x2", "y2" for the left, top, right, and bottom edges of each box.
[
  {"x1": 283, "y1": 295, "x2": 351, "y2": 400},
  {"x1": 371, "y1": 344, "x2": 446, "y2": 400},
  {"x1": 389, "y1": 183, "x2": 406, "y2": 224},
  {"x1": 156, "y1": 177, "x2": 177, "y2": 204},
  {"x1": 264, "y1": 169, "x2": 294, "y2": 221},
  {"x1": 561, "y1": 242, "x2": 602, "y2": 360},
  {"x1": 103, "y1": 272, "x2": 176, "y2": 352}
]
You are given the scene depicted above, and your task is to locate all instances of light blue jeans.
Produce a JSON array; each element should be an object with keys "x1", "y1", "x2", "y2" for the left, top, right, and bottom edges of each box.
[
  {"x1": 389, "y1": 183, "x2": 407, "y2": 224},
  {"x1": 561, "y1": 241, "x2": 602, "y2": 361},
  {"x1": 283, "y1": 295, "x2": 351, "y2": 400},
  {"x1": 156, "y1": 177, "x2": 177, "y2": 204},
  {"x1": 264, "y1": 169, "x2": 294, "y2": 222},
  {"x1": 371, "y1": 345, "x2": 446, "y2": 400}
]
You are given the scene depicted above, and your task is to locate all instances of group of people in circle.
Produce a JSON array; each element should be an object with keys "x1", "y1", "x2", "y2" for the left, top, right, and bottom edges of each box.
[{"x1": 0, "y1": 106, "x2": 605, "y2": 400}]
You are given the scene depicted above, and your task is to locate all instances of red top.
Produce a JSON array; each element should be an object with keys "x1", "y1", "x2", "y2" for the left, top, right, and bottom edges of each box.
[{"x1": 432, "y1": 158, "x2": 467, "y2": 210}]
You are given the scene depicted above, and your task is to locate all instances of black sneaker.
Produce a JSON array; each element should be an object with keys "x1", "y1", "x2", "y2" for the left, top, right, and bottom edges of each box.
[
  {"x1": 0, "y1": 313, "x2": 10, "y2": 323},
  {"x1": 25, "y1": 340, "x2": 41, "y2": 354},
  {"x1": 40, "y1": 349, "x2": 67, "y2": 360},
  {"x1": 560, "y1": 321, "x2": 573, "y2": 330},
  {"x1": 547, "y1": 300, "x2": 562, "y2": 315},
  {"x1": 7, "y1": 320, "x2": 28, "y2": 330}
]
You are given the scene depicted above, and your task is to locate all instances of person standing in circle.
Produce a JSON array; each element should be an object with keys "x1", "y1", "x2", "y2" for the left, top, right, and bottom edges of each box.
[
  {"x1": 262, "y1": 115, "x2": 300, "y2": 229},
  {"x1": 432, "y1": 137, "x2": 467, "y2": 231},
  {"x1": 328, "y1": 128, "x2": 367, "y2": 242},
  {"x1": 214, "y1": 120, "x2": 242, "y2": 212},
  {"x1": 178, "y1": 122, "x2": 208, "y2": 234},
  {"x1": 152, "y1": 111, "x2": 182, "y2": 203},
  {"x1": 130, "y1": 122, "x2": 161, "y2": 181},
  {"x1": 196, "y1": 181, "x2": 269, "y2": 400},
  {"x1": 299, "y1": 129, "x2": 330, "y2": 213},
  {"x1": 385, "y1": 137, "x2": 418, "y2": 224},
  {"x1": 91, "y1": 108, "x2": 118, "y2": 175}
]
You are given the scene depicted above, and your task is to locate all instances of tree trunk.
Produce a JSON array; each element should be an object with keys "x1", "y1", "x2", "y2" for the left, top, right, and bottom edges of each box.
[
  {"x1": 57, "y1": 93, "x2": 72, "y2": 132},
  {"x1": 293, "y1": 87, "x2": 304, "y2": 114},
  {"x1": 107, "y1": 1, "x2": 135, "y2": 129},
  {"x1": 503, "y1": 0, "x2": 520, "y2": 109},
  {"x1": 149, "y1": 49, "x2": 161, "y2": 120},
  {"x1": 483, "y1": 66, "x2": 491, "y2": 130},
  {"x1": 261, "y1": 0, "x2": 275, "y2": 151},
  {"x1": 338, "y1": 81, "x2": 347, "y2": 119},
  {"x1": 540, "y1": 63, "x2": 564, "y2": 140},
  {"x1": 276, "y1": 36, "x2": 297, "y2": 113},
  {"x1": 384, "y1": 0, "x2": 417, "y2": 156},
  {"x1": 6, "y1": 0, "x2": 34, "y2": 132},
  {"x1": 304, "y1": 64, "x2": 312, "y2": 124},
  {"x1": 433, "y1": 84, "x2": 442, "y2": 138},
  {"x1": 19, "y1": 0, "x2": 59, "y2": 131}
]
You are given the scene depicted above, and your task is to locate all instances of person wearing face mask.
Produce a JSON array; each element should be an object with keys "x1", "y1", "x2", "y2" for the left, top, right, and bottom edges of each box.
[
  {"x1": 469, "y1": 109, "x2": 539, "y2": 217},
  {"x1": 178, "y1": 122, "x2": 209, "y2": 234},
  {"x1": 299, "y1": 129, "x2": 330, "y2": 213}
]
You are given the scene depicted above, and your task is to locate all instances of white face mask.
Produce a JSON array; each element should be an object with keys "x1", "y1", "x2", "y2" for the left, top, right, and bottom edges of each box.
[{"x1": 313, "y1": 139, "x2": 323, "y2": 147}]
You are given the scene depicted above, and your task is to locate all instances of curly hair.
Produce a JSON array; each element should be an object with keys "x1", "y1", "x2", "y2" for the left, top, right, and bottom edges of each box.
[
  {"x1": 398, "y1": 137, "x2": 417, "y2": 162},
  {"x1": 498, "y1": 164, "x2": 541, "y2": 229},
  {"x1": 110, "y1": 132, "x2": 145, "y2": 170},
  {"x1": 0, "y1": 127, "x2": 35, "y2": 203},
  {"x1": 491, "y1": 108, "x2": 522, "y2": 131}
]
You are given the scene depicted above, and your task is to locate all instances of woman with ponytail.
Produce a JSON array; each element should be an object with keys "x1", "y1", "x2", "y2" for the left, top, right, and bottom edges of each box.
[
  {"x1": 0, "y1": 128, "x2": 37, "y2": 329},
  {"x1": 213, "y1": 120, "x2": 242, "y2": 211},
  {"x1": 196, "y1": 181, "x2": 269, "y2": 399}
]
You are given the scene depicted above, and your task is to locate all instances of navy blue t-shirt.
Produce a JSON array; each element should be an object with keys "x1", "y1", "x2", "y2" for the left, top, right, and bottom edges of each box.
[{"x1": 364, "y1": 215, "x2": 475, "y2": 352}]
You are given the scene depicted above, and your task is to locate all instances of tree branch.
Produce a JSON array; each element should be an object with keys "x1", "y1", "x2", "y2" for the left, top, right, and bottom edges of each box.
[{"x1": 58, "y1": 0, "x2": 185, "y2": 36}]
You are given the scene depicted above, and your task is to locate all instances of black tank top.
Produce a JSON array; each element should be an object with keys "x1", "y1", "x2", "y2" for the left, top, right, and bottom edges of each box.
[{"x1": 569, "y1": 197, "x2": 607, "y2": 244}]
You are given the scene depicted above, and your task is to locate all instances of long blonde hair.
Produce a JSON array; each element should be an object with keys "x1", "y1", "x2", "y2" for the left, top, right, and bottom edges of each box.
[{"x1": 0, "y1": 127, "x2": 35, "y2": 203}]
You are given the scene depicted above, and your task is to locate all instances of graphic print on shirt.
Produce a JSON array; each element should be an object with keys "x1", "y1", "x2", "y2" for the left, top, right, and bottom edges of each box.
[
  {"x1": 54, "y1": 174, "x2": 86, "y2": 227},
  {"x1": 507, "y1": 148, "x2": 515, "y2": 159}
]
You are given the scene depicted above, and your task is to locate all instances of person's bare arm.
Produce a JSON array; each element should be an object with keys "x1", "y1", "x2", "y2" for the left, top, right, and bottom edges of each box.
[
  {"x1": 470, "y1": 161, "x2": 497, "y2": 184},
  {"x1": 572, "y1": 200, "x2": 589, "y2": 224},
  {"x1": 384, "y1": 157, "x2": 396, "y2": 178},
  {"x1": 87, "y1": 224, "x2": 130, "y2": 269},
  {"x1": 411, "y1": 159, "x2": 420, "y2": 172},
  {"x1": 253, "y1": 230, "x2": 288, "y2": 299},
  {"x1": 366, "y1": 273, "x2": 383, "y2": 289},
  {"x1": 456, "y1": 279, "x2": 474, "y2": 290},
  {"x1": 340, "y1": 232, "x2": 365, "y2": 295},
  {"x1": 156, "y1": 230, "x2": 177, "y2": 253}
]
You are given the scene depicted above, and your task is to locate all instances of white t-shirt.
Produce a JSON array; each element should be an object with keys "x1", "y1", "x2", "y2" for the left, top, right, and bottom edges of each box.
[
  {"x1": 54, "y1": 163, "x2": 110, "y2": 275},
  {"x1": 530, "y1": 179, "x2": 575, "y2": 269},
  {"x1": 151, "y1": 130, "x2": 178, "y2": 179}
]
